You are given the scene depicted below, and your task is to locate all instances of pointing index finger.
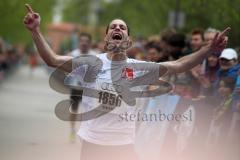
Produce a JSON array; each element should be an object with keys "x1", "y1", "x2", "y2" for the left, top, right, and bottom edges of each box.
[
  {"x1": 220, "y1": 27, "x2": 231, "y2": 37},
  {"x1": 25, "y1": 4, "x2": 34, "y2": 13}
]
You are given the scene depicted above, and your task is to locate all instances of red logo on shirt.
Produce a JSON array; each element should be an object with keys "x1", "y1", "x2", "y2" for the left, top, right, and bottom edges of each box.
[{"x1": 122, "y1": 67, "x2": 134, "y2": 80}]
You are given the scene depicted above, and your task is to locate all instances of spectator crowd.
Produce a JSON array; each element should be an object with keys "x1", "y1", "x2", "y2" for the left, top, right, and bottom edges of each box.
[
  {"x1": 0, "y1": 37, "x2": 24, "y2": 81},
  {"x1": 1, "y1": 25, "x2": 239, "y2": 160},
  {"x1": 61, "y1": 27, "x2": 240, "y2": 160}
]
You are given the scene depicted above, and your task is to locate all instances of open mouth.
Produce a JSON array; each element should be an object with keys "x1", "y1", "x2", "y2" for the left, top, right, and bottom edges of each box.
[{"x1": 112, "y1": 33, "x2": 123, "y2": 41}]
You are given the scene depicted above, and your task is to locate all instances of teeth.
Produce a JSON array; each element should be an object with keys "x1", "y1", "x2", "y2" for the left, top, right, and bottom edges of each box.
[{"x1": 112, "y1": 33, "x2": 122, "y2": 40}]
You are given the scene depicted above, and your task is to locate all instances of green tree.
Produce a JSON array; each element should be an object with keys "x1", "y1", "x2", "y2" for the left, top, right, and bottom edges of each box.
[
  {"x1": 62, "y1": 0, "x2": 90, "y2": 24},
  {"x1": 0, "y1": 0, "x2": 57, "y2": 43},
  {"x1": 62, "y1": 0, "x2": 240, "y2": 46}
]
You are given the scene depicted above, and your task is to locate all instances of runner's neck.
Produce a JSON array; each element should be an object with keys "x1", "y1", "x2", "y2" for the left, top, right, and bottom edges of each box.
[{"x1": 107, "y1": 52, "x2": 127, "y2": 61}]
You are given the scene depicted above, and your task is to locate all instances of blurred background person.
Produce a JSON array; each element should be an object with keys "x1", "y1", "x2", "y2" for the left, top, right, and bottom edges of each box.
[
  {"x1": 208, "y1": 77, "x2": 236, "y2": 160},
  {"x1": 190, "y1": 28, "x2": 204, "y2": 52},
  {"x1": 68, "y1": 32, "x2": 98, "y2": 142}
]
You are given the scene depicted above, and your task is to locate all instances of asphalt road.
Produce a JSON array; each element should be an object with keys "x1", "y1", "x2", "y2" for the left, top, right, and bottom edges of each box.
[{"x1": 0, "y1": 65, "x2": 81, "y2": 160}]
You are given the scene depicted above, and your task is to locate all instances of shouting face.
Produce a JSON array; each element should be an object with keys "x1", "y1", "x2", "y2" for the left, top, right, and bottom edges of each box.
[{"x1": 104, "y1": 19, "x2": 131, "y2": 53}]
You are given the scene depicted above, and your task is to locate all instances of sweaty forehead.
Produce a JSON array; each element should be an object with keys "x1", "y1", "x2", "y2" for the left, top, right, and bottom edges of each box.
[{"x1": 109, "y1": 19, "x2": 127, "y2": 27}]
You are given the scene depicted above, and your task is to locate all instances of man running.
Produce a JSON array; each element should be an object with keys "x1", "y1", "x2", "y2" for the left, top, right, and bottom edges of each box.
[{"x1": 23, "y1": 4, "x2": 229, "y2": 160}]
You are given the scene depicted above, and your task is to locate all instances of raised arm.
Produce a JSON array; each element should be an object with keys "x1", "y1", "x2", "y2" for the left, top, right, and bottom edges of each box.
[
  {"x1": 161, "y1": 27, "x2": 230, "y2": 75},
  {"x1": 23, "y1": 4, "x2": 72, "y2": 72}
]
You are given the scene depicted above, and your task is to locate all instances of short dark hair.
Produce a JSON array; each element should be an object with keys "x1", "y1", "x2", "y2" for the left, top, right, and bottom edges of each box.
[
  {"x1": 79, "y1": 32, "x2": 92, "y2": 42},
  {"x1": 191, "y1": 28, "x2": 204, "y2": 41},
  {"x1": 168, "y1": 33, "x2": 186, "y2": 48},
  {"x1": 105, "y1": 19, "x2": 130, "y2": 36},
  {"x1": 160, "y1": 28, "x2": 177, "y2": 42},
  {"x1": 145, "y1": 41, "x2": 161, "y2": 52}
]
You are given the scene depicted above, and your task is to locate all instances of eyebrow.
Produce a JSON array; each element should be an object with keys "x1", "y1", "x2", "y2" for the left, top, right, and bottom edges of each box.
[
  {"x1": 110, "y1": 23, "x2": 126, "y2": 26},
  {"x1": 106, "y1": 22, "x2": 130, "y2": 35}
]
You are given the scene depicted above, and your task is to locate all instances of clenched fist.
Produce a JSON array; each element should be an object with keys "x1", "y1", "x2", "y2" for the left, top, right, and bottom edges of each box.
[{"x1": 23, "y1": 4, "x2": 41, "y2": 31}]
